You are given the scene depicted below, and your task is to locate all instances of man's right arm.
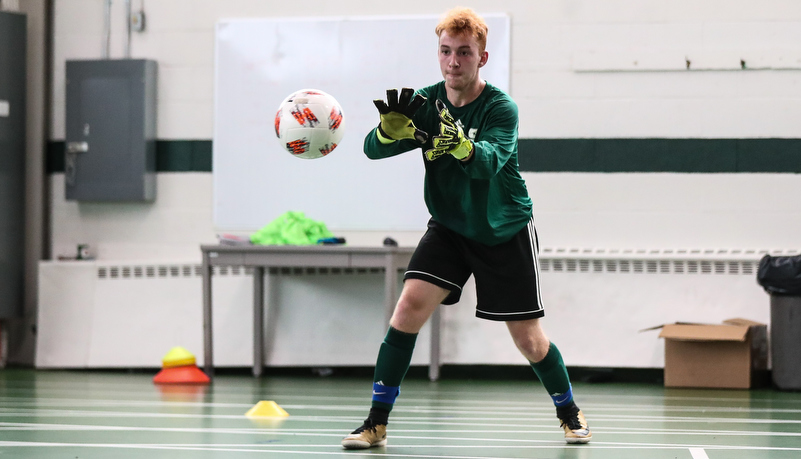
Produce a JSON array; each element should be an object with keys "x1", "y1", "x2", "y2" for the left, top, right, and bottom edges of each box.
[
  {"x1": 363, "y1": 128, "x2": 418, "y2": 160},
  {"x1": 364, "y1": 87, "x2": 429, "y2": 160}
]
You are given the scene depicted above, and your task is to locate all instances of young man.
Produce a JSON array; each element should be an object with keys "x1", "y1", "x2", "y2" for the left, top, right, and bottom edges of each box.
[{"x1": 342, "y1": 7, "x2": 591, "y2": 449}]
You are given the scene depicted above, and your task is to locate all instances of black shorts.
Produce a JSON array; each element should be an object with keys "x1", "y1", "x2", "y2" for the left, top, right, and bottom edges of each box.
[{"x1": 404, "y1": 218, "x2": 545, "y2": 321}]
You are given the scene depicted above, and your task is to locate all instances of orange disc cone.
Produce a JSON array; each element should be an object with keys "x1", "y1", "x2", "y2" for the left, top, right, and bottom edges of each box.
[{"x1": 153, "y1": 365, "x2": 210, "y2": 384}]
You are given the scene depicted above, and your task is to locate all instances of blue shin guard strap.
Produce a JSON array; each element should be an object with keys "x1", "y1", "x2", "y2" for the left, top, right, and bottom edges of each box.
[
  {"x1": 372, "y1": 382, "x2": 400, "y2": 405},
  {"x1": 551, "y1": 384, "x2": 574, "y2": 407}
]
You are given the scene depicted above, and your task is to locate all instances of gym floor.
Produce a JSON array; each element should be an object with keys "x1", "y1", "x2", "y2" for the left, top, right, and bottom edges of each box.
[{"x1": 1, "y1": 368, "x2": 800, "y2": 458}]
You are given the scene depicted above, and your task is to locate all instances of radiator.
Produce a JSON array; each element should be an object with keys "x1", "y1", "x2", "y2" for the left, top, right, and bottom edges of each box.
[{"x1": 539, "y1": 247, "x2": 792, "y2": 274}]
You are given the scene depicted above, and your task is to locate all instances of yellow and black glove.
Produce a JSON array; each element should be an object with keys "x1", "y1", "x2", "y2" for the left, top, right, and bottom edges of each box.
[
  {"x1": 425, "y1": 99, "x2": 473, "y2": 161},
  {"x1": 373, "y1": 88, "x2": 428, "y2": 144}
]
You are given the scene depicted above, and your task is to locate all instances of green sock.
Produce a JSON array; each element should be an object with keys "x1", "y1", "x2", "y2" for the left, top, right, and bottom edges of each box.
[
  {"x1": 371, "y1": 326, "x2": 417, "y2": 412},
  {"x1": 530, "y1": 342, "x2": 574, "y2": 407}
]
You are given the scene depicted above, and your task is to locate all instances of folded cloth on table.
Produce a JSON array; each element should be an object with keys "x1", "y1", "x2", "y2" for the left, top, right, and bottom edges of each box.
[{"x1": 250, "y1": 211, "x2": 334, "y2": 245}]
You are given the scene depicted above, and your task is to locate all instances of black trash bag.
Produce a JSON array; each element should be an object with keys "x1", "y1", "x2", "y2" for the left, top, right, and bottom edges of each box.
[{"x1": 757, "y1": 254, "x2": 801, "y2": 295}]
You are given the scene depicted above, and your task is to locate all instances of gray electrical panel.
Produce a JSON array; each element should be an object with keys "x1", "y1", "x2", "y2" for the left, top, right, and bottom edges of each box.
[
  {"x1": 65, "y1": 59, "x2": 157, "y2": 201},
  {"x1": 0, "y1": 11, "x2": 26, "y2": 319}
]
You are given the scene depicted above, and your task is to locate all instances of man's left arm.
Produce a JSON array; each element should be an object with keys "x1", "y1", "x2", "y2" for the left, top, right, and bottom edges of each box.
[{"x1": 458, "y1": 101, "x2": 519, "y2": 179}]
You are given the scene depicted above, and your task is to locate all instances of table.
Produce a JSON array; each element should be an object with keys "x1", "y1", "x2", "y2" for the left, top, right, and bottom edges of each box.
[{"x1": 201, "y1": 245, "x2": 442, "y2": 381}]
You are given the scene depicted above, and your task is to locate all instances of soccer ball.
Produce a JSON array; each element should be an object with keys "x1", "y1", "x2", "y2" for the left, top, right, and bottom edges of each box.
[{"x1": 274, "y1": 89, "x2": 345, "y2": 159}]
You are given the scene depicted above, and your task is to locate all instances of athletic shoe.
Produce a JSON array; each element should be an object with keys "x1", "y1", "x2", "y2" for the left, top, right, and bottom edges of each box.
[
  {"x1": 341, "y1": 419, "x2": 387, "y2": 449},
  {"x1": 557, "y1": 405, "x2": 592, "y2": 444}
]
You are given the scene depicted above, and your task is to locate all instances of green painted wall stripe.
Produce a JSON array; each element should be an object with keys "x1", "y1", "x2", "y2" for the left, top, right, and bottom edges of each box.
[
  {"x1": 155, "y1": 140, "x2": 213, "y2": 172},
  {"x1": 47, "y1": 140, "x2": 213, "y2": 173},
  {"x1": 47, "y1": 138, "x2": 801, "y2": 174},
  {"x1": 518, "y1": 138, "x2": 801, "y2": 173}
]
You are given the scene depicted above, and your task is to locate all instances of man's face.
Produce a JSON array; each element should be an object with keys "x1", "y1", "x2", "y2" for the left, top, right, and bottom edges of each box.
[{"x1": 438, "y1": 30, "x2": 488, "y2": 91}]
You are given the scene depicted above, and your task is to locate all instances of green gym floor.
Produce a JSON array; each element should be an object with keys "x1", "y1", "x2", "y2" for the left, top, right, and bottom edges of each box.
[{"x1": 1, "y1": 368, "x2": 800, "y2": 458}]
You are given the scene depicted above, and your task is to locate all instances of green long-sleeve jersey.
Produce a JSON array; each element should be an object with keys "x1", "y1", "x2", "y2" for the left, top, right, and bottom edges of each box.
[{"x1": 364, "y1": 81, "x2": 533, "y2": 246}]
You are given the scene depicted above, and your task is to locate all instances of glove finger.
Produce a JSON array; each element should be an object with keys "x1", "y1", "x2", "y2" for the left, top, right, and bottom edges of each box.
[
  {"x1": 433, "y1": 134, "x2": 458, "y2": 150},
  {"x1": 386, "y1": 88, "x2": 399, "y2": 111},
  {"x1": 425, "y1": 147, "x2": 448, "y2": 161},
  {"x1": 435, "y1": 99, "x2": 455, "y2": 125},
  {"x1": 373, "y1": 99, "x2": 390, "y2": 115},
  {"x1": 406, "y1": 94, "x2": 427, "y2": 115},
  {"x1": 398, "y1": 88, "x2": 414, "y2": 111},
  {"x1": 413, "y1": 128, "x2": 429, "y2": 143},
  {"x1": 440, "y1": 123, "x2": 457, "y2": 137}
]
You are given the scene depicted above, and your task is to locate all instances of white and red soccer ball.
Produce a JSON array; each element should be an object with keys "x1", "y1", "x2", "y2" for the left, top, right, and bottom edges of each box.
[{"x1": 274, "y1": 89, "x2": 345, "y2": 159}]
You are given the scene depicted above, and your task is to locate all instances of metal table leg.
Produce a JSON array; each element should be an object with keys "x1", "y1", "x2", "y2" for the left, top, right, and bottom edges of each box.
[
  {"x1": 384, "y1": 253, "x2": 399, "y2": 328},
  {"x1": 429, "y1": 306, "x2": 441, "y2": 381},
  {"x1": 202, "y1": 253, "x2": 214, "y2": 378},
  {"x1": 253, "y1": 266, "x2": 265, "y2": 377}
]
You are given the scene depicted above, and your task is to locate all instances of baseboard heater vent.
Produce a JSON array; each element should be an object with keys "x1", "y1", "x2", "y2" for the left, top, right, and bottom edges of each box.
[
  {"x1": 539, "y1": 247, "x2": 799, "y2": 276},
  {"x1": 96, "y1": 264, "x2": 385, "y2": 279},
  {"x1": 540, "y1": 258, "x2": 760, "y2": 275}
]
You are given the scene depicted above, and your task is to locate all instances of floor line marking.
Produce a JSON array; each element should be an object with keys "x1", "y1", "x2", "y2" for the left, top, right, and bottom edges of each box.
[
  {"x1": 6, "y1": 396, "x2": 801, "y2": 416},
  {"x1": 3, "y1": 440, "x2": 801, "y2": 454},
  {"x1": 4, "y1": 420, "x2": 801, "y2": 439},
  {"x1": 5, "y1": 390, "x2": 801, "y2": 410},
  {"x1": 5, "y1": 395, "x2": 801, "y2": 424},
  {"x1": 5, "y1": 409, "x2": 801, "y2": 430},
  {"x1": 6, "y1": 409, "x2": 801, "y2": 434}
]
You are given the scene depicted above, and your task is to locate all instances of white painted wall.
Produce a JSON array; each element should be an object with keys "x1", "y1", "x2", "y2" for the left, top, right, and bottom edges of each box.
[
  {"x1": 51, "y1": 0, "x2": 801, "y2": 140},
  {"x1": 43, "y1": 1, "x2": 801, "y2": 368},
  {"x1": 529, "y1": 173, "x2": 801, "y2": 250}
]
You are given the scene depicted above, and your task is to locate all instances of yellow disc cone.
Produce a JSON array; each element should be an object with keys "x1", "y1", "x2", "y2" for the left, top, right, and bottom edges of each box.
[
  {"x1": 245, "y1": 400, "x2": 289, "y2": 418},
  {"x1": 161, "y1": 346, "x2": 196, "y2": 368}
]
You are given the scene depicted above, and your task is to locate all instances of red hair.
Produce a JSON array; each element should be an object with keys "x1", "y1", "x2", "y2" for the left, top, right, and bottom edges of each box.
[{"x1": 435, "y1": 7, "x2": 488, "y2": 52}]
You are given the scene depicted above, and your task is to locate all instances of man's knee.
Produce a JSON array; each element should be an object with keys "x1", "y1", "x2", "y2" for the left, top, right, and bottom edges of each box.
[
  {"x1": 390, "y1": 280, "x2": 448, "y2": 333},
  {"x1": 399, "y1": 280, "x2": 449, "y2": 310},
  {"x1": 508, "y1": 319, "x2": 550, "y2": 362}
]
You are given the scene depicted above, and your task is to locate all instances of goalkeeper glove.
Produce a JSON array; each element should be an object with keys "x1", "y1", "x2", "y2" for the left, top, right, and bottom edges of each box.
[
  {"x1": 373, "y1": 88, "x2": 429, "y2": 143},
  {"x1": 425, "y1": 99, "x2": 473, "y2": 161}
]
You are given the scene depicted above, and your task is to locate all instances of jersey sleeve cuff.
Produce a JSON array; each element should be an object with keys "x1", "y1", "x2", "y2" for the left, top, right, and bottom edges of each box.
[{"x1": 376, "y1": 126, "x2": 397, "y2": 144}]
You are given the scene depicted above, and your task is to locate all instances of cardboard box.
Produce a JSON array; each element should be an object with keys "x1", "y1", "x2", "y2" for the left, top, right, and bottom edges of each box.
[{"x1": 657, "y1": 318, "x2": 768, "y2": 389}]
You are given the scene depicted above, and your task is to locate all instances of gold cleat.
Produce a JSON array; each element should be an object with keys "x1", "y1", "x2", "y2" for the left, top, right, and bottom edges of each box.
[
  {"x1": 341, "y1": 421, "x2": 387, "y2": 449},
  {"x1": 559, "y1": 408, "x2": 592, "y2": 444}
]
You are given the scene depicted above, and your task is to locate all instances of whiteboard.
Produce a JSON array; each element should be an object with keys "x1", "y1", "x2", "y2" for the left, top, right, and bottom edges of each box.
[{"x1": 213, "y1": 14, "x2": 510, "y2": 231}]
